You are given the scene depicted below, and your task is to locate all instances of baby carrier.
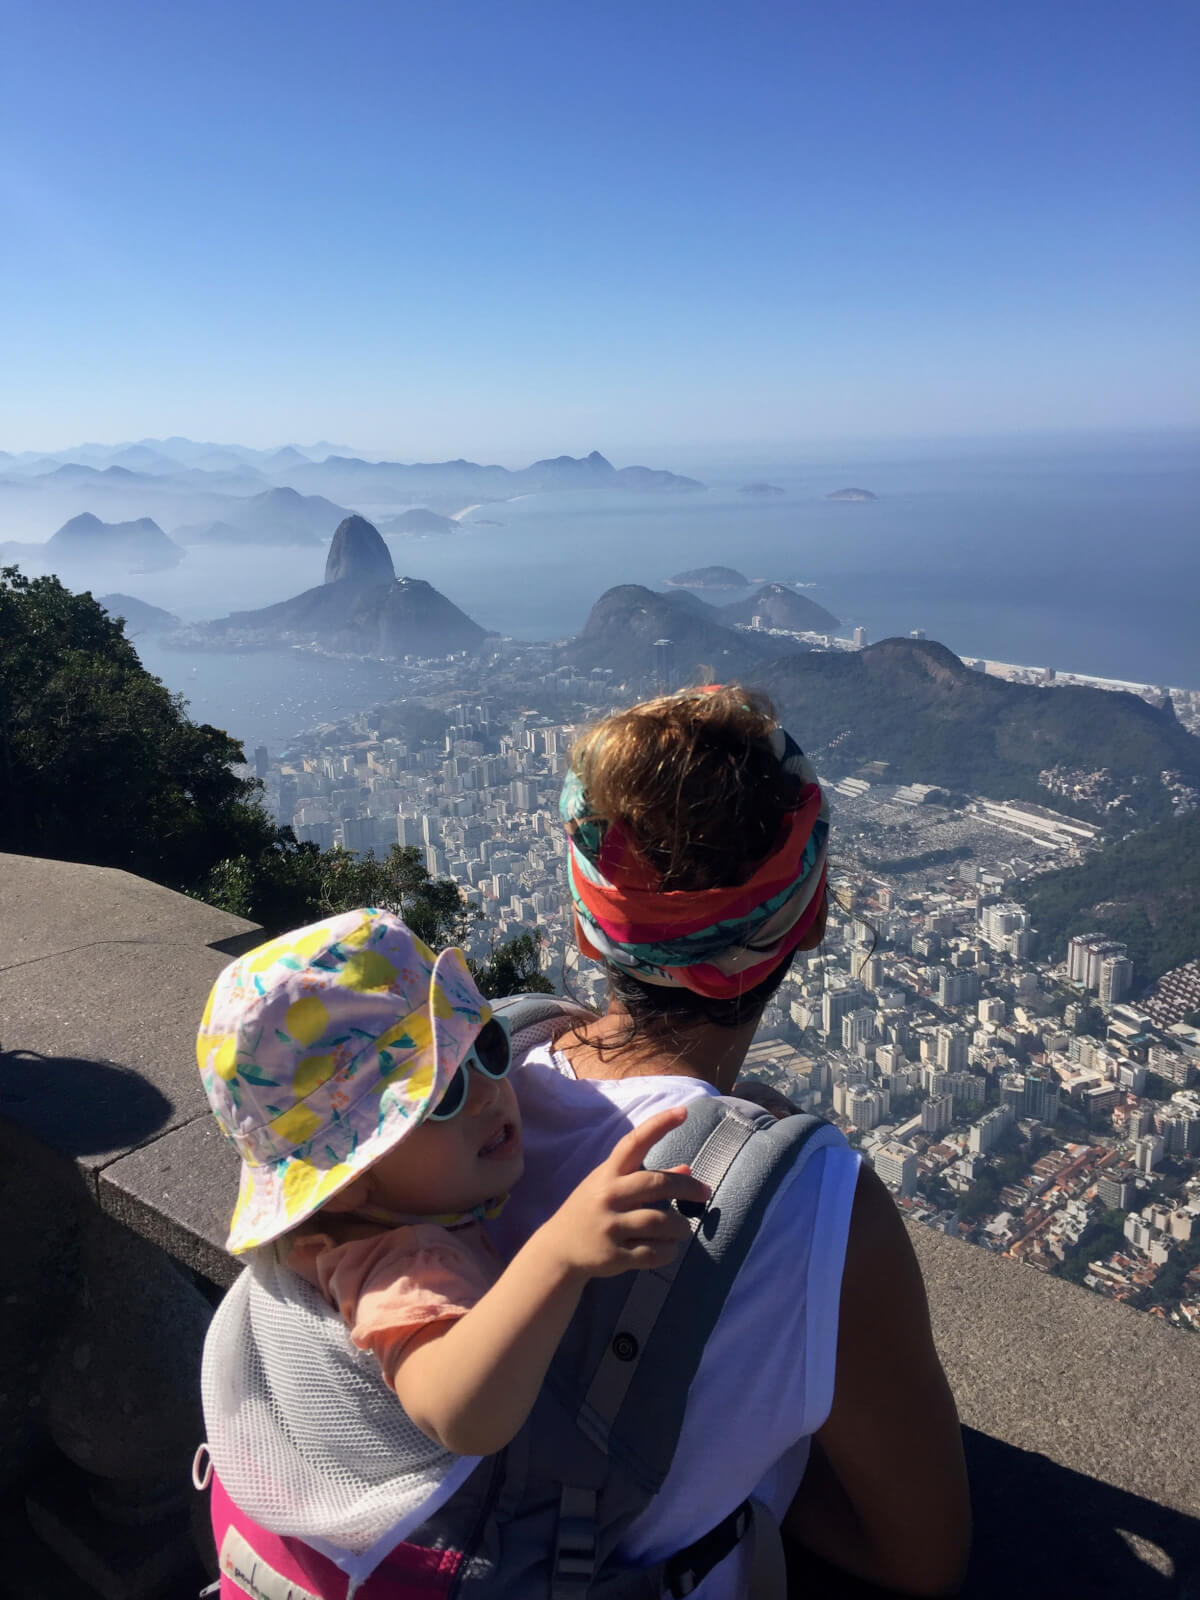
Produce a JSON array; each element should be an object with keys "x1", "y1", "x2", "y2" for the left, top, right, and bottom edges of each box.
[{"x1": 200, "y1": 995, "x2": 839, "y2": 1599}]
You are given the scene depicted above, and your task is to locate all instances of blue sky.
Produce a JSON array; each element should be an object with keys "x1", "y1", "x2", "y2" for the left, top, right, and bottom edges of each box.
[{"x1": 2, "y1": 0, "x2": 1197, "y2": 460}]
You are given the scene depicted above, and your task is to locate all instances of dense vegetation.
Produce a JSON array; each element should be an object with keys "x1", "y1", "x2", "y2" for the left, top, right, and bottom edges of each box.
[
  {"x1": 0, "y1": 566, "x2": 275, "y2": 885},
  {"x1": 1023, "y1": 810, "x2": 1200, "y2": 985},
  {"x1": 0, "y1": 567, "x2": 549, "y2": 994},
  {"x1": 763, "y1": 638, "x2": 1200, "y2": 824}
]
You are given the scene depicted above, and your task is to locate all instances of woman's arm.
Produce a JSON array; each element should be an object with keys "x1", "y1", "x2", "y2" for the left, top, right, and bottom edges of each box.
[
  {"x1": 390, "y1": 1107, "x2": 709, "y2": 1457},
  {"x1": 784, "y1": 1166, "x2": 971, "y2": 1596}
]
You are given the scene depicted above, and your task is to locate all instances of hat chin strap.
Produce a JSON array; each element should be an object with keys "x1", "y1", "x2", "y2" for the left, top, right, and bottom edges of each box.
[{"x1": 350, "y1": 1196, "x2": 510, "y2": 1230}]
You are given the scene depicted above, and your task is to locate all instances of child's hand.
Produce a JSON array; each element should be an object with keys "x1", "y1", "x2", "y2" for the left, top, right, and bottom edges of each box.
[{"x1": 540, "y1": 1107, "x2": 710, "y2": 1280}]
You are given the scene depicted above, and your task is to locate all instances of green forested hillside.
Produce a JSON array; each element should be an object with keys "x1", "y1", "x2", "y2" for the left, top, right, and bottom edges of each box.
[
  {"x1": 761, "y1": 639, "x2": 1200, "y2": 824},
  {"x1": 1023, "y1": 811, "x2": 1200, "y2": 985}
]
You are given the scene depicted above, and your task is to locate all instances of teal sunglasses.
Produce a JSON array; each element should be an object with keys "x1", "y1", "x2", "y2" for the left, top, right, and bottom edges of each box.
[{"x1": 429, "y1": 1016, "x2": 513, "y2": 1121}]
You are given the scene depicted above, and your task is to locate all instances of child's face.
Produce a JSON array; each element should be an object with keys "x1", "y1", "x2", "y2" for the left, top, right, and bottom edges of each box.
[{"x1": 356, "y1": 1065, "x2": 524, "y2": 1217}]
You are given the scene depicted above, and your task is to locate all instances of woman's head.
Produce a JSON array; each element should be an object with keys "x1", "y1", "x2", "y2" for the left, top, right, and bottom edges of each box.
[{"x1": 563, "y1": 685, "x2": 830, "y2": 1035}]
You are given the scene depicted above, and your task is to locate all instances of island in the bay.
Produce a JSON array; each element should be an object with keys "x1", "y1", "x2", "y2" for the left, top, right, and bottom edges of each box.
[
  {"x1": 826, "y1": 487, "x2": 878, "y2": 501},
  {"x1": 738, "y1": 482, "x2": 785, "y2": 497},
  {"x1": 666, "y1": 565, "x2": 750, "y2": 590}
]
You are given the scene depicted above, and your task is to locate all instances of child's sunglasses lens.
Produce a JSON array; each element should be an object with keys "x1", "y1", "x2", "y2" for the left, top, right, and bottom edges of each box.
[
  {"x1": 472, "y1": 1019, "x2": 511, "y2": 1079},
  {"x1": 430, "y1": 1065, "x2": 468, "y2": 1121}
]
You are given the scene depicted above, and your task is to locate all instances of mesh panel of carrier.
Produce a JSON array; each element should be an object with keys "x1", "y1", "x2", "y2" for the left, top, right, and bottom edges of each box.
[{"x1": 202, "y1": 1253, "x2": 459, "y2": 1554}]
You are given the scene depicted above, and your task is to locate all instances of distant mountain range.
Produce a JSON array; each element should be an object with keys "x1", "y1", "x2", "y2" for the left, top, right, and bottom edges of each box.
[
  {"x1": 0, "y1": 440, "x2": 704, "y2": 550},
  {"x1": 283, "y1": 449, "x2": 702, "y2": 506}
]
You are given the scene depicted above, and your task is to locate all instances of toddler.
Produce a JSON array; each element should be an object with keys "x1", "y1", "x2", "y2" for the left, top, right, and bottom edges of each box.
[{"x1": 196, "y1": 906, "x2": 706, "y2": 1464}]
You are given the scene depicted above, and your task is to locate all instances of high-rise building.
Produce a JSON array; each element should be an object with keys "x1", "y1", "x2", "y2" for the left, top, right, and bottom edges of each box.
[
  {"x1": 1124, "y1": 1213, "x2": 1154, "y2": 1253},
  {"x1": 979, "y1": 902, "x2": 1028, "y2": 952},
  {"x1": 935, "y1": 1026, "x2": 969, "y2": 1072},
  {"x1": 397, "y1": 815, "x2": 423, "y2": 848},
  {"x1": 844, "y1": 1085, "x2": 886, "y2": 1132},
  {"x1": 1134, "y1": 1133, "x2": 1165, "y2": 1174},
  {"x1": 1022, "y1": 1070, "x2": 1060, "y2": 1125},
  {"x1": 946, "y1": 1071, "x2": 986, "y2": 1111},
  {"x1": 936, "y1": 969, "x2": 980, "y2": 1008},
  {"x1": 968, "y1": 1104, "x2": 1014, "y2": 1154},
  {"x1": 842, "y1": 1008, "x2": 878, "y2": 1051},
  {"x1": 653, "y1": 638, "x2": 676, "y2": 694},
  {"x1": 873, "y1": 1142, "x2": 917, "y2": 1198},
  {"x1": 1068, "y1": 934, "x2": 1130, "y2": 993},
  {"x1": 820, "y1": 981, "x2": 865, "y2": 1037},
  {"x1": 1096, "y1": 1172, "x2": 1136, "y2": 1211},
  {"x1": 921, "y1": 1094, "x2": 954, "y2": 1136},
  {"x1": 254, "y1": 745, "x2": 269, "y2": 779},
  {"x1": 1099, "y1": 955, "x2": 1135, "y2": 1009},
  {"x1": 852, "y1": 626, "x2": 868, "y2": 649}
]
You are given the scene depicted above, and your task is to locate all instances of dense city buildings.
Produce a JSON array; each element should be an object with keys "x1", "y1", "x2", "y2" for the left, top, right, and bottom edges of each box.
[{"x1": 250, "y1": 642, "x2": 1200, "y2": 1333}]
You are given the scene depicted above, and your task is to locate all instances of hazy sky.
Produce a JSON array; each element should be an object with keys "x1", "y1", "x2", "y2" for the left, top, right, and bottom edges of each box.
[{"x1": 3, "y1": 0, "x2": 1197, "y2": 461}]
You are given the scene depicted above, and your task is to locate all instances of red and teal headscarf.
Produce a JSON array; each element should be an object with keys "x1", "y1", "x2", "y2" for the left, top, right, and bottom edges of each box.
[{"x1": 561, "y1": 710, "x2": 830, "y2": 1000}]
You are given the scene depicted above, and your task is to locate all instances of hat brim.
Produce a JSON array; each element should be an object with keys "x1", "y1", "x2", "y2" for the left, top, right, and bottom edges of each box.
[{"x1": 225, "y1": 946, "x2": 489, "y2": 1255}]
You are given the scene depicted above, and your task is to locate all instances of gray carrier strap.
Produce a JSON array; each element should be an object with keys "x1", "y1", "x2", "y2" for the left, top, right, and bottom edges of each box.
[
  {"x1": 491, "y1": 992, "x2": 596, "y2": 1059},
  {"x1": 541, "y1": 1099, "x2": 835, "y2": 1598},
  {"x1": 566, "y1": 1096, "x2": 832, "y2": 1492},
  {"x1": 577, "y1": 1109, "x2": 759, "y2": 1454}
]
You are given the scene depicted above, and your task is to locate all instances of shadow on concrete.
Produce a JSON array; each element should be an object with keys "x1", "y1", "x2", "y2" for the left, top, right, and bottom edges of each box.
[
  {"x1": 785, "y1": 1428, "x2": 1200, "y2": 1599},
  {"x1": 0, "y1": 1049, "x2": 172, "y2": 1163}
]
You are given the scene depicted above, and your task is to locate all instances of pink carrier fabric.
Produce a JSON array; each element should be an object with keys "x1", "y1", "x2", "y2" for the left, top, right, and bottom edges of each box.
[{"x1": 210, "y1": 1473, "x2": 462, "y2": 1600}]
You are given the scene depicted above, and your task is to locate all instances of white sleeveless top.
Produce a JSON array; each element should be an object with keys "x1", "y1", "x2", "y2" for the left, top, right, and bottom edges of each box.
[{"x1": 491, "y1": 1050, "x2": 861, "y2": 1599}]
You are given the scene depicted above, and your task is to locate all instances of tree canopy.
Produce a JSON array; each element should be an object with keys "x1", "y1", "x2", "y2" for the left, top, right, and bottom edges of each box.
[{"x1": 0, "y1": 566, "x2": 274, "y2": 886}]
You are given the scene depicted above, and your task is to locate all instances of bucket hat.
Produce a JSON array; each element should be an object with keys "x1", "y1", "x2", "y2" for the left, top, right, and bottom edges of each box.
[{"x1": 196, "y1": 908, "x2": 491, "y2": 1255}]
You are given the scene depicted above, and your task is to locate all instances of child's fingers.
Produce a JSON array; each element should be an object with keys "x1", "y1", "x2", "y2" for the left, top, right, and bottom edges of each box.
[
  {"x1": 609, "y1": 1166, "x2": 710, "y2": 1210},
  {"x1": 621, "y1": 1240, "x2": 681, "y2": 1271},
  {"x1": 614, "y1": 1206, "x2": 692, "y2": 1243},
  {"x1": 605, "y1": 1106, "x2": 689, "y2": 1176}
]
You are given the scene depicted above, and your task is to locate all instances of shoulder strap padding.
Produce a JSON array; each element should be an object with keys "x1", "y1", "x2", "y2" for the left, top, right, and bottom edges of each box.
[
  {"x1": 490, "y1": 992, "x2": 596, "y2": 1059},
  {"x1": 545, "y1": 1098, "x2": 841, "y2": 1494}
]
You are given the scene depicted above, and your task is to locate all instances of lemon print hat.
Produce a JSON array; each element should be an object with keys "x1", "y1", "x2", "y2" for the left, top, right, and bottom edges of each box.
[{"x1": 197, "y1": 908, "x2": 492, "y2": 1255}]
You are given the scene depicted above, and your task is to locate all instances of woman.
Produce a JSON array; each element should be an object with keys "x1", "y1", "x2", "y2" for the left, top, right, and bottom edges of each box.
[{"x1": 491, "y1": 684, "x2": 970, "y2": 1596}]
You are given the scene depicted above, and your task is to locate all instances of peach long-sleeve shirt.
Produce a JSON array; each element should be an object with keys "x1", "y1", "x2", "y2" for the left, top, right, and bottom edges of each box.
[{"x1": 286, "y1": 1219, "x2": 501, "y2": 1390}]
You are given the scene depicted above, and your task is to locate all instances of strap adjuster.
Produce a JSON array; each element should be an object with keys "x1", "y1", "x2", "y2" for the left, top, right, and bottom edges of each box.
[{"x1": 552, "y1": 1487, "x2": 598, "y2": 1595}]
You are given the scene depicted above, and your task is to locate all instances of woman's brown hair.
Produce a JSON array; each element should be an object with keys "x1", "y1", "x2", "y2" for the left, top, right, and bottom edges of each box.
[
  {"x1": 570, "y1": 684, "x2": 803, "y2": 892},
  {"x1": 566, "y1": 683, "x2": 822, "y2": 1038}
]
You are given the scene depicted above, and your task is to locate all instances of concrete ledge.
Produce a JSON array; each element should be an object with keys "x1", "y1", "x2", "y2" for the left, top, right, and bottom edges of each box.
[
  {"x1": 0, "y1": 852, "x2": 263, "y2": 970},
  {"x1": 0, "y1": 854, "x2": 262, "y2": 1197},
  {"x1": 909, "y1": 1224, "x2": 1200, "y2": 1525},
  {"x1": 100, "y1": 1117, "x2": 241, "y2": 1286}
]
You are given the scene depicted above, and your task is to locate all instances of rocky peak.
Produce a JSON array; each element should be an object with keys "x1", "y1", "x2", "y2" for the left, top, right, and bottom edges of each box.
[{"x1": 324, "y1": 515, "x2": 395, "y2": 585}]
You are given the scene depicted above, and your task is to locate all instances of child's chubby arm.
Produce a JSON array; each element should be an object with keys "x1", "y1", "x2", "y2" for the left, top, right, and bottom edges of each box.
[{"x1": 390, "y1": 1106, "x2": 707, "y2": 1457}]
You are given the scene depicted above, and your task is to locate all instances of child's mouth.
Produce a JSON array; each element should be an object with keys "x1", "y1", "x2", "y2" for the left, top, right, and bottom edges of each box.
[{"x1": 478, "y1": 1122, "x2": 518, "y2": 1160}]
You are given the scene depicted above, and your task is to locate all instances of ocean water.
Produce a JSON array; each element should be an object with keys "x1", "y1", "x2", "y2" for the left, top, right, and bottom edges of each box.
[{"x1": 55, "y1": 429, "x2": 1200, "y2": 752}]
